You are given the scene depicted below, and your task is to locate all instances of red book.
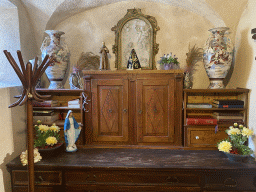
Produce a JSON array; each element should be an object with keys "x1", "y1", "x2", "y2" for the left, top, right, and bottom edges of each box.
[{"x1": 186, "y1": 117, "x2": 217, "y2": 125}]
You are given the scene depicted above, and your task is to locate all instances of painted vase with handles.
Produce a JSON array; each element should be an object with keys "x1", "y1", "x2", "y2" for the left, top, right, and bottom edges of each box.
[
  {"x1": 203, "y1": 27, "x2": 233, "y2": 89},
  {"x1": 41, "y1": 30, "x2": 70, "y2": 89}
]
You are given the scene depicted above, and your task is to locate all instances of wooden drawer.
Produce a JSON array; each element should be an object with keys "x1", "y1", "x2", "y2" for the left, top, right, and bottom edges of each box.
[
  {"x1": 187, "y1": 127, "x2": 228, "y2": 148},
  {"x1": 203, "y1": 171, "x2": 256, "y2": 191},
  {"x1": 66, "y1": 170, "x2": 200, "y2": 187},
  {"x1": 13, "y1": 170, "x2": 62, "y2": 186}
]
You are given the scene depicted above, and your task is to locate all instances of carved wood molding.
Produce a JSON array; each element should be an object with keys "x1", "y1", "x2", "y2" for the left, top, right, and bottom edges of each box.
[{"x1": 111, "y1": 8, "x2": 160, "y2": 70}]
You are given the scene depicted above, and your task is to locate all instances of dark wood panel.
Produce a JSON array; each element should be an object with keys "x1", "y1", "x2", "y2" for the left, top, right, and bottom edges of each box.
[
  {"x1": 91, "y1": 79, "x2": 129, "y2": 142},
  {"x1": 137, "y1": 79, "x2": 174, "y2": 143}
]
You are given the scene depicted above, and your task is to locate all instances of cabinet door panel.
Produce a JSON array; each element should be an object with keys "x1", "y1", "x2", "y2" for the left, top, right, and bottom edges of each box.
[
  {"x1": 92, "y1": 79, "x2": 128, "y2": 142},
  {"x1": 137, "y1": 79, "x2": 174, "y2": 143}
]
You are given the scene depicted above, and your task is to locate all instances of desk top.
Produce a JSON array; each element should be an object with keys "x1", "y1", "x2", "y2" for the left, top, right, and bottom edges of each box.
[{"x1": 6, "y1": 148, "x2": 256, "y2": 171}]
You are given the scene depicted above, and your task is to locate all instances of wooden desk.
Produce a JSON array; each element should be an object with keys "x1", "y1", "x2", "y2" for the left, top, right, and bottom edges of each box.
[{"x1": 6, "y1": 148, "x2": 256, "y2": 191}]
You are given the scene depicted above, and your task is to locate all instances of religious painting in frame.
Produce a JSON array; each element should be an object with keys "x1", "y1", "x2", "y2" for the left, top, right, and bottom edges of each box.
[{"x1": 112, "y1": 8, "x2": 160, "y2": 70}]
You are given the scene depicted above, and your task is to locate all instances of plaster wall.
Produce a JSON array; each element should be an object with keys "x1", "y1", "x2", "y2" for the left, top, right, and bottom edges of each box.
[
  {"x1": 0, "y1": 5, "x2": 20, "y2": 88},
  {"x1": 228, "y1": 0, "x2": 256, "y2": 155},
  {"x1": 0, "y1": 86, "x2": 26, "y2": 192},
  {"x1": 55, "y1": 1, "x2": 213, "y2": 89}
]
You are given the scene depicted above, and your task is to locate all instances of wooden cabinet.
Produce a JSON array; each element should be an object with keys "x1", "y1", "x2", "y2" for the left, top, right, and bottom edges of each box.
[
  {"x1": 183, "y1": 88, "x2": 249, "y2": 149},
  {"x1": 7, "y1": 149, "x2": 256, "y2": 192},
  {"x1": 34, "y1": 89, "x2": 87, "y2": 145},
  {"x1": 83, "y1": 70, "x2": 183, "y2": 147}
]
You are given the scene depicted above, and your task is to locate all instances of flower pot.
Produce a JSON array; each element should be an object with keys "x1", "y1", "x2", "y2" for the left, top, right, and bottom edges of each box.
[
  {"x1": 164, "y1": 63, "x2": 172, "y2": 70},
  {"x1": 37, "y1": 143, "x2": 64, "y2": 158},
  {"x1": 41, "y1": 30, "x2": 70, "y2": 89},
  {"x1": 224, "y1": 152, "x2": 250, "y2": 163},
  {"x1": 203, "y1": 27, "x2": 233, "y2": 89}
]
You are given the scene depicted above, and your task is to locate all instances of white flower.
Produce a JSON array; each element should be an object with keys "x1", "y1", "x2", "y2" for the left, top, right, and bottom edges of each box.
[{"x1": 20, "y1": 148, "x2": 42, "y2": 166}]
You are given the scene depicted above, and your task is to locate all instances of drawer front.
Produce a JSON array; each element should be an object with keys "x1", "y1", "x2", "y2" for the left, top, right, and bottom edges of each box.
[
  {"x1": 13, "y1": 170, "x2": 62, "y2": 186},
  {"x1": 204, "y1": 171, "x2": 256, "y2": 191},
  {"x1": 187, "y1": 128, "x2": 228, "y2": 147},
  {"x1": 66, "y1": 170, "x2": 200, "y2": 187},
  {"x1": 13, "y1": 186, "x2": 58, "y2": 192}
]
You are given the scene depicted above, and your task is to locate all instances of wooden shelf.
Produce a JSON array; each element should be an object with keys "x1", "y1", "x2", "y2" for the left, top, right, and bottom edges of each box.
[
  {"x1": 34, "y1": 120, "x2": 83, "y2": 127},
  {"x1": 185, "y1": 108, "x2": 246, "y2": 111},
  {"x1": 33, "y1": 107, "x2": 81, "y2": 110},
  {"x1": 183, "y1": 88, "x2": 249, "y2": 149}
]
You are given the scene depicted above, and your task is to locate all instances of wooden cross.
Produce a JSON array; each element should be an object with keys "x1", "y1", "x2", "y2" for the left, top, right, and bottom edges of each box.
[{"x1": 3, "y1": 50, "x2": 53, "y2": 192}]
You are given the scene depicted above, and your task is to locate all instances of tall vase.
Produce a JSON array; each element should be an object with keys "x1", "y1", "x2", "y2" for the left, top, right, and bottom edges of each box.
[
  {"x1": 184, "y1": 72, "x2": 193, "y2": 89},
  {"x1": 203, "y1": 27, "x2": 233, "y2": 89},
  {"x1": 41, "y1": 30, "x2": 70, "y2": 89}
]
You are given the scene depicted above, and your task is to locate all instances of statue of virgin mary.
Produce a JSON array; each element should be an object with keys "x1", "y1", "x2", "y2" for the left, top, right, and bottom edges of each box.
[{"x1": 64, "y1": 110, "x2": 81, "y2": 152}]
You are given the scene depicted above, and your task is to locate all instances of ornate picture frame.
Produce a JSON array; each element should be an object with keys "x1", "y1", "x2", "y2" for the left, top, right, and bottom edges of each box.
[{"x1": 112, "y1": 8, "x2": 160, "y2": 70}]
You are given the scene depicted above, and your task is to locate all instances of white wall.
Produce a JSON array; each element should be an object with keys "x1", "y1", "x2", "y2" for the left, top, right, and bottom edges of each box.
[
  {"x1": 228, "y1": 0, "x2": 256, "y2": 155},
  {"x1": 0, "y1": 3, "x2": 20, "y2": 88},
  {"x1": 0, "y1": 87, "x2": 26, "y2": 192}
]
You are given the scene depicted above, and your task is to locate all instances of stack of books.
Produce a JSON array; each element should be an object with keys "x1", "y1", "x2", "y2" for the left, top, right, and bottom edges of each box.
[
  {"x1": 212, "y1": 99, "x2": 244, "y2": 108},
  {"x1": 33, "y1": 110, "x2": 59, "y2": 124},
  {"x1": 187, "y1": 103, "x2": 212, "y2": 109},
  {"x1": 32, "y1": 100, "x2": 58, "y2": 107},
  {"x1": 68, "y1": 99, "x2": 80, "y2": 108},
  {"x1": 186, "y1": 115, "x2": 217, "y2": 125},
  {"x1": 212, "y1": 112, "x2": 244, "y2": 125}
]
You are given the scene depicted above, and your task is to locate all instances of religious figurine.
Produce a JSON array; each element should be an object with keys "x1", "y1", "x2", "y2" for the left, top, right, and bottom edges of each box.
[
  {"x1": 99, "y1": 42, "x2": 110, "y2": 70},
  {"x1": 64, "y1": 110, "x2": 82, "y2": 152},
  {"x1": 127, "y1": 49, "x2": 141, "y2": 69}
]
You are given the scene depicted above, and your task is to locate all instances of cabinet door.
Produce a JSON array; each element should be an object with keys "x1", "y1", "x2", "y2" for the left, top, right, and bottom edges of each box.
[
  {"x1": 137, "y1": 79, "x2": 175, "y2": 143},
  {"x1": 92, "y1": 79, "x2": 128, "y2": 142}
]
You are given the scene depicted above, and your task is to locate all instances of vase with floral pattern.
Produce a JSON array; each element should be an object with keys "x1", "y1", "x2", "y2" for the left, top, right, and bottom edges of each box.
[
  {"x1": 41, "y1": 30, "x2": 70, "y2": 89},
  {"x1": 203, "y1": 27, "x2": 233, "y2": 89}
]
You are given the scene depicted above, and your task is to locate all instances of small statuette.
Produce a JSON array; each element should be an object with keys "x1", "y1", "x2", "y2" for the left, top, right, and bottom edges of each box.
[
  {"x1": 127, "y1": 49, "x2": 141, "y2": 70},
  {"x1": 64, "y1": 110, "x2": 82, "y2": 152},
  {"x1": 99, "y1": 42, "x2": 110, "y2": 70}
]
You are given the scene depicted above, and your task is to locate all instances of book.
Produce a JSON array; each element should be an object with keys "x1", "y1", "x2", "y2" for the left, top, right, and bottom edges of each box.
[
  {"x1": 68, "y1": 104, "x2": 80, "y2": 108},
  {"x1": 33, "y1": 110, "x2": 55, "y2": 116},
  {"x1": 213, "y1": 99, "x2": 244, "y2": 105},
  {"x1": 186, "y1": 117, "x2": 217, "y2": 125},
  {"x1": 213, "y1": 112, "x2": 243, "y2": 117},
  {"x1": 217, "y1": 119, "x2": 244, "y2": 125},
  {"x1": 212, "y1": 103, "x2": 244, "y2": 108},
  {"x1": 33, "y1": 113, "x2": 59, "y2": 124},
  {"x1": 187, "y1": 103, "x2": 212, "y2": 108},
  {"x1": 213, "y1": 115, "x2": 243, "y2": 121},
  {"x1": 68, "y1": 99, "x2": 80, "y2": 105},
  {"x1": 32, "y1": 100, "x2": 58, "y2": 107}
]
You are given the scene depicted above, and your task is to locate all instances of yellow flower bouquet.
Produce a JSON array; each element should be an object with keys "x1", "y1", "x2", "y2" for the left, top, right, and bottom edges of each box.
[
  {"x1": 217, "y1": 123, "x2": 254, "y2": 156},
  {"x1": 34, "y1": 120, "x2": 63, "y2": 150}
]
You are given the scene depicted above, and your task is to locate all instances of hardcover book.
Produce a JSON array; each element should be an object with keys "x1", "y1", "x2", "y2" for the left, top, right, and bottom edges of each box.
[
  {"x1": 33, "y1": 110, "x2": 55, "y2": 116},
  {"x1": 32, "y1": 100, "x2": 58, "y2": 107},
  {"x1": 187, "y1": 103, "x2": 212, "y2": 108},
  {"x1": 213, "y1": 115, "x2": 243, "y2": 120},
  {"x1": 213, "y1": 112, "x2": 243, "y2": 116},
  {"x1": 212, "y1": 103, "x2": 244, "y2": 108},
  {"x1": 186, "y1": 117, "x2": 217, "y2": 125},
  {"x1": 213, "y1": 99, "x2": 244, "y2": 105}
]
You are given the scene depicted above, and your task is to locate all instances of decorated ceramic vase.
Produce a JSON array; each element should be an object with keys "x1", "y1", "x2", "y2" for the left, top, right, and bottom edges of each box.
[
  {"x1": 41, "y1": 30, "x2": 70, "y2": 89},
  {"x1": 203, "y1": 27, "x2": 233, "y2": 89}
]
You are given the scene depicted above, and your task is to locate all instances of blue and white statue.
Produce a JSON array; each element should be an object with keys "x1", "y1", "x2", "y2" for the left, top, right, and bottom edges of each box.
[{"x1": 64, "y1": 110, "x2": 81, "y2": 152}]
